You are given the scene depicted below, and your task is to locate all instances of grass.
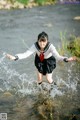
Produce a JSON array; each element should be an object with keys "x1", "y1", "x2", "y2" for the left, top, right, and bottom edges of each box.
[
  {"x1": 58, "y1": 31, "x2": 69, "y2": 56},
  {"x1": 16, "y1": 0, "x2": 29, "y2": 4},
  {"x1": 34, "y1": 0, "x2": 57, "y2": 5},
  {"x1": 35, "y1": 0, "x2": 47, "y2": 5},
  {"x1": 4, "y1": 0, "x2": 57, "y2": 9},
  {"x1": 67, "y1": 36, "x2": 80, "y2": 57},
  {"x1": 59, "y1": 32, "x2": 80, "y2": 62}
]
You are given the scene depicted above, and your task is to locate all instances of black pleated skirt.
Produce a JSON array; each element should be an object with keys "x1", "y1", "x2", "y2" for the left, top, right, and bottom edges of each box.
[{"x1": 34, "y1": 54, "x2": 56, "y2": 75}]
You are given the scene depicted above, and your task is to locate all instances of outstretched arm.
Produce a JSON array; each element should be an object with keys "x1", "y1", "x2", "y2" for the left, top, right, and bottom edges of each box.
[
  {"x1": 6, "y1": 44, "x2": 36, "y2": 61},
  {"x1": 50, "y1": 44, "x2": 76, "y2": 62}
]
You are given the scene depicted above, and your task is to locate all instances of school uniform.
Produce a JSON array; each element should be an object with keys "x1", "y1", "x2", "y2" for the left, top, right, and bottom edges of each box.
[{"x1": 15, "y1": 42, "x2": 68, "y2": 75}]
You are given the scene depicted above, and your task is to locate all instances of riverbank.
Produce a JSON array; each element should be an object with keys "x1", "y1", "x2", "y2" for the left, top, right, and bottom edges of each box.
[
  {"x1": 0, "y1": 1, "x2": 36, "y2": 9},
  {"x1": 0, "y1": 0, "x2": 80, "y2": 10},
  {"x1": 0, "y1": 0, "x2": 56, "y2": 9}
]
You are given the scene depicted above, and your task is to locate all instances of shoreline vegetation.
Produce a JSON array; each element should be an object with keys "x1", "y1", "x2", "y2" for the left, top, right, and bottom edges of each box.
[
  {"x1": 59, "y1": 32, "x2": 80, "y2": 62},
  {"x1": 67, "y1": 37, "x2": 80, "y2": 62},
  {"x1": 0, "y1": 0, "x2": 57, "y2": 9},
  {"x1": 0, "y1": 0, "x2": 80, "y2": 9}
]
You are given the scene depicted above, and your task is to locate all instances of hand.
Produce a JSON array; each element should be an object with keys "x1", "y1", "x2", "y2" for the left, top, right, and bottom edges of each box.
[
  {"x1": 6, "y1": 54, "x2": 16, "y2": 60},
  {"x1": 67, "y1": 56, "x2": 77, "y2": 62}
]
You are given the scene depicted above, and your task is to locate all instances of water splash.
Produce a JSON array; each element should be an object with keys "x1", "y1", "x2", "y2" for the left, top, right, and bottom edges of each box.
[
  {"x1": 0, "y1": 54, "x2": 41, "y2": 94},
  {"x1": 50, "y1": 86, "x2": 64, "y2": 97},
  {"x1": 0, "y1": 54, "x2": 78, "y2": 98},
  {"x1": 0, "y1": 51, "x2": 6, "y2": 63}
]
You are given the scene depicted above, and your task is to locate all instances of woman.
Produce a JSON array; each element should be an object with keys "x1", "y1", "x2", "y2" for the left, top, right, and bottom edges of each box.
[{"x1": 7, "y1": 32, "x2": 76, "y2": 84}]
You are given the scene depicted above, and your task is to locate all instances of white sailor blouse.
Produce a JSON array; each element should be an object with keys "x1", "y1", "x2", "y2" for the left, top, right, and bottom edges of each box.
[{"x1": 15, "y1": 42, "x2": 68, "y2": 61}]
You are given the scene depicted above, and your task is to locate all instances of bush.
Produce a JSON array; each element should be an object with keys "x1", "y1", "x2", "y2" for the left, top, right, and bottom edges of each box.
[
  {"x1": 67, "y1": 36, "x2": 80, "y2": 58},
  {"x1": 35, "y1": 0, "x2": 47, "y2": 5},
  {"x1": 16, "y1": 0, "x2": 29, "y2": 4},
  {"x1": 59, "y1": 32, "x2": 80, "y2": 62},
  {"x1": 35, "y1": 0, "x2": 57, "y2": 5}
]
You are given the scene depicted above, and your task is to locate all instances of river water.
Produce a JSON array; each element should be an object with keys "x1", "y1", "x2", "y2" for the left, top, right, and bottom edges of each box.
[{"x1": 0, "y1": 4, "x2": 80, "y2": 120}]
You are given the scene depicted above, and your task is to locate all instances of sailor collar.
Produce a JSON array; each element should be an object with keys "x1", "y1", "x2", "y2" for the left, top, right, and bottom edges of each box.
[{"x1": 35, "y1": 42, "x2": 51, "y2": 53}]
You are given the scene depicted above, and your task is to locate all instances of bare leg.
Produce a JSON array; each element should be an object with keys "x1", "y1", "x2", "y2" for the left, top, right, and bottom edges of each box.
[
  {"x1": 37, "y1": 71, "x2": 43, "y2": 84},
  {"x1": 46, "y1": 73, "x2": 53, "y2": 84}
]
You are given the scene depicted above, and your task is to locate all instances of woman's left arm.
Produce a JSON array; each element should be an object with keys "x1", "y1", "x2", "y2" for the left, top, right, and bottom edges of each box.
[{"x1": 50, "y1": 44, "x2": 76, "y2": 62}]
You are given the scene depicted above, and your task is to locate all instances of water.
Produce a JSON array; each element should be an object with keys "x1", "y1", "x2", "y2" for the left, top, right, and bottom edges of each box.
[{"x1": 0, "y1": 4, "x2": 80, "y2": 120}]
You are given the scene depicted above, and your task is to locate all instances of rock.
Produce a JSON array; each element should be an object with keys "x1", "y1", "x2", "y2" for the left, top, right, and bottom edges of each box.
[
  {"x1": 74, "y1": 16, "x2": 80, "y2": 20},
  {"x1": 4, "y1": 4, "x2": 12, "y2": 9},
  {"x1": 0, "y1": 91, "x2": 15, "y2": 104},
  {"x1": 0, "y1": 0, "x2": 7, "y2": 5},
  {"x1": 3, "y1": 91, "x2": 13, "y2": 97}
]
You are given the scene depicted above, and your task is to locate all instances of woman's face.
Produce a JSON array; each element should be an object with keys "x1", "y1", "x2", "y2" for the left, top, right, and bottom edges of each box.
[{"x1": 38, "y1": 39, "x2": 48, "y2": 50}]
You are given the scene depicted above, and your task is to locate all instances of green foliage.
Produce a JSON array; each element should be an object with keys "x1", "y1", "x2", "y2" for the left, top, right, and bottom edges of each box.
[
  {"x1": 16, "y1": 0, "x2": 29, "y2": 4},
  {"x1": 7, "y1": 0, "x2": 14, "y2": 3},
  {"x1": 47, "y1": 0, "x2": 57, "y2": 2},
  {"x1": 67, "y1": 36, "x2": 80, "y2": 58},
  {"x1": 6, "y1": 0, "x2": 57, "y2": 7},
  {"x1": 59, "y1": 32, "x2": 80, "y2": 62},
  {"x1": 35, "y1": 0, "x2": 57, "y2": 5},
  {"x1": 35, "y1": 0, "x2": 47, "y2": 5},
  {"x1": 58, "y1": 31, "x2": 68, "y2": 56}
]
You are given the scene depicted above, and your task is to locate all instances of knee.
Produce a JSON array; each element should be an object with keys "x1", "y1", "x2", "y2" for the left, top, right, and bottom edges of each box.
[
  {"x1": 38, "y1": 76, "x2": 42, "y2": 81},
  {"x1": 46, "y1": 76, "x2": 53, "y2": 84}
]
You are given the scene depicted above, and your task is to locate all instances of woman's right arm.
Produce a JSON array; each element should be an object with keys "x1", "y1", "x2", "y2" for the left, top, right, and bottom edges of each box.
[{"x1": 6, "y1": 44, "x2": 36, "y2": 60}]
